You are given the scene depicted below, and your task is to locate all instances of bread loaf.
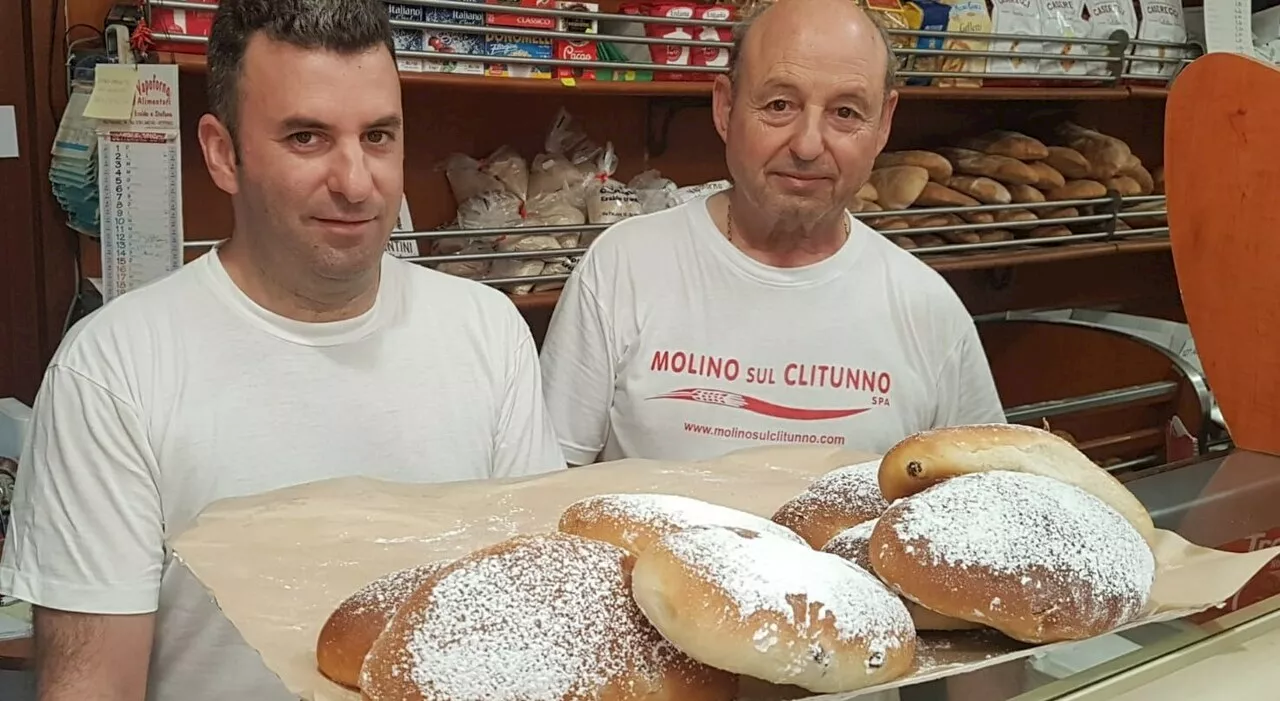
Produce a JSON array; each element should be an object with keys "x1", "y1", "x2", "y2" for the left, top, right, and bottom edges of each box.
[
  {"x1": 861, "y1": 201, "x2": 883, "y2": 212},
  {"x1": 869, "y1": 166, "x2": 931, "y2": 210},
  {"x1": 958, "y1": 130, "x2": 1050, "y2": 161},
  {"x1": 1045, "y1": 180, "x2": 1107, "y2": 201},
  {"x1": 1008, "y1": 183, "x2": 1046, "y2": 204},
  {"x1": 361, "y1": 534, "x2": 736, "y2": 701},
  {"x1": 1044, "y1": 146, "x2": 1092, "y2": 179},
  {"x1": 1121, "y1": 155, "x2": 1155, "y2": 195},
  {"x1": 631, "y1": 526, "x2": 916, "y2": 693},
  {"x1": 823, "y1": 521, "x2": 984, "y2": 632},
  {"x1": 1029, "y1": 225, "x2": 1074, "y2": 238},
  {"x1": 1104, "y1": 176, "x2": 1142, "y2": 197},
  {"x1": 1152, "y1": 165, "x2": 1165, "y2": 194},
  {"x1": 869, "y1": 471, "x2": 1155, "y2": 644},
  {"x1": 876, "y1": 424, "x2": 1157, "y2": 546},
  {"x1": 771, "y1": 460, "x2": 888, "y2": 548},
  {"x1": 1055, "y1": 122, "x2": 1132, "y2": 180},
  {"x1": 912, "y1": 234, "x2": 947, "y2": 247},
  {"x1": 995, "y1": 208, "x2": 1038, "y2": 224},
  {"x1": 961, "y1": 210, "x2": 996, "y2": 224},
  {"x1": 874, "y1": 150, "x2": 953, "y2": 184},
  {"x1": 889, "y1": 235, "x2": 917, "y2": 249},
  {"x1": 1041, "y1": 206, "x2": 1079, "y2": 220},
  {"x1": 558, "y1": 493, "x2": 807, "y2": 559},
  {"x1": 937, "y1": 148, "x2": 1039, "y2": 186},
  {"x1": 947, "y1": 175, "x2": 1012, "y2": 205},
  {"x1": 316, "y1": 562, "x2": 449, "y2": 689},
  {"x1": 1029, "y1": 162, "x2": 1066, "y2": 190},
  {"x1": 978, "y1": 229, "x2": 1015, "y2": 243},
  {"x1": 872, "y1": 217, "x2": 911, "y2": 231},
  {"x1": 857, "y1": 181, "x2": 879, "y2": 202},
  {"x1": 914, "y1": 182, "x2": 980, "y2": 208}
]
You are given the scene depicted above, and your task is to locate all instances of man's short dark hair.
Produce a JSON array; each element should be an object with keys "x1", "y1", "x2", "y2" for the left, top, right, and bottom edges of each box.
[
  {"x1": 206, "y1": 0, "x2": 396, "y2": 142},
  {"x1": 726, "y1": 3, "x2": 897, "y2": 97}
]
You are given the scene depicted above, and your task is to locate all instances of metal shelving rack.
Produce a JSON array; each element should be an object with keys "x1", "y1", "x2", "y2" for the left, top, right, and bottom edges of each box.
[{"x1": 138, "y1": 0, "x2": 1192, "y2": 292}]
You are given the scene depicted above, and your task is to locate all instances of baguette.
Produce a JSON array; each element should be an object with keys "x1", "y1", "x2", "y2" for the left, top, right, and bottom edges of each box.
[
  {"x1": 1055, "y1": 122, "x2": 1132, "y2": 180},
  {"x1": 889, "y1": 235, "x2": 917, "y2": 249},
  {"x1": 874, "y1": 150, "x2": 953, "y2": 184},
  {"x1": 1041, "y1": 206, "x2": 1079, "y2": 220},
  {"x1": 978, "y1": 229, "x2": 1014, "y2": 243},
  {"x1": 958, "y1": 130, "x2": 1050, "y2": 161},
  {"x1": 947, "y1": 175, "x2": 1012, "y2": 205},
  {"x1": 876, "y1": 424, "x2": 1156, "y2": 546},
  {"x1": 1104, "y1": 176, "x2": 1142, "y2": 197},
  {"x1": 937, "y1": 147, "x2": 1039, "y2": 186},
  {"x1": 1044, "y1": 146, "x2": 1092, "y2": 179},
  {"x1": 1045, "y1": 180, "x2": 1108, "y2": 201},
  {"x1": 869, "y1": 166, "x2": 930, "y2": 210},
  {"x1": 912, "y1": 234, "x2": 947, "y2": 247},
  {"x1": 914, "y1": 182, "x2": 981, "y2": 208},
  {"x1": 961, "y1": 211, "x2": 996, "y2": 224},
  {"x1": 1029, "y1": 162, "x2": 1066, "y2": 190},
  {"x1": 1008, "y1": 183, "x2": 1046, "y2": 204},
  {"x1": 872, "y1": 216, "x2": 911, "y2": 231}
]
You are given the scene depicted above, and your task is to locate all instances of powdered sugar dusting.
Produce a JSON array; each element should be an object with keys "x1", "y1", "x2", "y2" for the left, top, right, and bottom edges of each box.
[
  {"x1": 343, "y1": 562, "x2": 445, "y2": 618},
  {"x1": 663, "y1": 527, "x2": 913, "y2": 668},
  {"x1": 572, "y1": 493, "x2": 807, "y2": 547},
  {"x1": 797, "y1": 460, "x2": 887, "y2": 515},
  {"x1": 398, "y1": 534, "x2": 693, "y2": 700},
  {"x1": 822, "y1": 519, "x2": 878, "y2": 571},
  {"x1": 892, "y1": 471, "x2": 1154, "y2": 625}
]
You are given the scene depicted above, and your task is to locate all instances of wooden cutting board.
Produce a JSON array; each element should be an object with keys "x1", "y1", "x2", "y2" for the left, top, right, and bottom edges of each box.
[{"x1": 1166, "y1": 52, "x2": 1280, "y2": 456}]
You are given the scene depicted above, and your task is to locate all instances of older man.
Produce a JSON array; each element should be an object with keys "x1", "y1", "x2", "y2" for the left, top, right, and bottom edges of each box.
[
  {"x1": 0, "y1": 1, "x2": 562, "y2": 699},
  {"x1": 540, "y1": 0, "x2": 1005, "y2": 465}
]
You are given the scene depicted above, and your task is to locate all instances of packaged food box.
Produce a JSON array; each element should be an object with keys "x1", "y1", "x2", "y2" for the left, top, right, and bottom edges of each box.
[
  {"x1": 394, "y1": 29, "x2": 486, "y2": 75},
  {"x1": 387, "y1": 0, "x2": 484, "y2": 26},
  {"x1": 150, "y1": 0, "x2": 217, "y2": 55},
  {"x1": 485, "y1": 0, "x2": 558, "y2": 29},
  {"x1": 485, "y1": 34, "x2": 554, "y2": 78},
  {"x1": 554, "y1": 1, "x2": 600, "y2": 80}
]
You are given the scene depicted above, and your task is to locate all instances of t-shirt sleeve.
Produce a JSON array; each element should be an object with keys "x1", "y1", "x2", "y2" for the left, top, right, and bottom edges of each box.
[
  {"x1": 491, "y1": 318, "x2": 567, "y2": 479},
  {"x1": 932, "y1": 319, "x2": 1007, "y2": 428},
  {"x1": 539, "y1": 267, "x2": 616, "y2": 466},
  {"x1": 0, "y1": 365, "x2": 164, "y2": 615}
]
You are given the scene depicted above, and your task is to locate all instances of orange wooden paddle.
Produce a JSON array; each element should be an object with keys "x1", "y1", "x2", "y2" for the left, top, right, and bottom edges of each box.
[{"x1": 1166, "y1": 53, "x2": 1280, "y2": 456}]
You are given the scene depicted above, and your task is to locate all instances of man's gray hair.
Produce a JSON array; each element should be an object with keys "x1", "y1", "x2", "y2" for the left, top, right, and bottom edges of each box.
[
  {"x1": 206, "y1": 0, "x2": 396, "y2": 146},
  {"x1": 726, "y1": 2, "x2": 898, "y2": 97}
]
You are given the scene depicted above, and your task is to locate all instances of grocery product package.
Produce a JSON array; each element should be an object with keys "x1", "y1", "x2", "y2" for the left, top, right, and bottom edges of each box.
[
  {"x1": 933, "y1": 0, "x2": 992, "y2": 88},
  {"x1": 584, "y1": 143, "x2": 643, "y2": 231},
  {"x1": 1130, "y1": 0, "x2": 1187, "y2": 81},
  {"x1": 168, "y1": 443, "x2": 1280, "y2": 701},
  {"x1": 858, "y1": 0, "x2": 913, "y2": 84},
  {"x1": 630, "y1": 169, "x2": 679, "y2": 213},
  {"x1": 988, "y1": 0, "x2": 1044, "y2": 80},
  {"x1": 1084, "y1": 0, "x2": 1138, "y2": 78},
  {"x1": 1038, "y1": 0, "x2": 1089, "y2": 79}
]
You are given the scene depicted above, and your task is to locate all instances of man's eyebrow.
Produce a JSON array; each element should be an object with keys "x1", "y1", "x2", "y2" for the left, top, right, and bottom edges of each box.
[{"x1": 277, "y1": 114, "x2": 404, "y2": 131}]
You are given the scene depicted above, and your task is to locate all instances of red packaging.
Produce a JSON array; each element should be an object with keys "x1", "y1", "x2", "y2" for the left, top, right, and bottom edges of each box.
[
  {"x1": 485, "y1": 0, "x2": 558, "y2": 30},
  {"x1": 691, "y1": 4, "x2": 733, "y2": 75},
  {"x1": 150, "y1": 0, "x2": 217, "y2": 55},
  {"x1": 643, "y1": 2, "x2": 697, "y2": 80},
  {"x1": 555, "y1": 39, "x2": 599, "y2": 79}
]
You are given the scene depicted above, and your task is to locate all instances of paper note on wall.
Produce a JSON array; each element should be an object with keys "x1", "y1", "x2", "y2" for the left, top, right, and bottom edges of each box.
[
  {"x1": 1203, "y1": 0, "x2": 1256, "y2": 57},
  {"x1": 82, "y1": 64, "x2": 139, "y2": 121}
]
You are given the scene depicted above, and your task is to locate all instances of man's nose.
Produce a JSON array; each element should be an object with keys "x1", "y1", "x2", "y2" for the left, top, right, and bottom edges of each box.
[
  {"x1": 327, "y1": 139, "x2": 375, "y2": 204},
  {"x1": 788, "y1": 108, "x2": 826, "y2": 163}
]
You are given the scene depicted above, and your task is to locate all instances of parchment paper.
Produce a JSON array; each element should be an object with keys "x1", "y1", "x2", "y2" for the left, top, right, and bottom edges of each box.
[{"x1": 168, "y1": 445, "x2": 1280, "y2": 701}]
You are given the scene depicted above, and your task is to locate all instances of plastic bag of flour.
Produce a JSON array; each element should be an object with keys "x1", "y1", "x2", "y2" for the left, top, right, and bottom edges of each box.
[
  {"x1": 671, "y1": 179, "x2": 732, "y2": 205},
  {"x1": 1084, "y1": 0, "x2": 1138, "y2": 77},
  {"x1": 1039, "y1": 0, "x2": 1089, "y2": 78},
  {"x1": 481, "y1": 145, "x2": 529, "y2": 201},
  {"x1": 630, "y1": 169, "x2": 679, "y2": 213},
  {"x1": 525, "y1": 188, "x2": 588, "y2": 248},
  {"x1": 989, "y1": 0, "x2": 1044, "y2": 77},
  {"x1": 442, "y1": 153, "x2": 506, "y2": 205},
  {"x1": 434, "y1": 239, "x2": 494, "y2": 280}
]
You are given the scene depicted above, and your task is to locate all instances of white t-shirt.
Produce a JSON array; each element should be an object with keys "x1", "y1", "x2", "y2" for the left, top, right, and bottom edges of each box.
[
  {"x1": 540, "y1": 195, "x2": 1006, "y2": 465},
  {"x1": 0, "y1": 247, "x2": 565, "y2": 700}
]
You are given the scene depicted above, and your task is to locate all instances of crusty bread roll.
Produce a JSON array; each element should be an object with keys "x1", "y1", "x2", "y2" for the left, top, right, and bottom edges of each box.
[
  {"x1": 958, "y1": 130, "x2": 1050, "y2": 161},
  {"x1": 876, "y1": 424, "x2": 1156, "y2": 546},
  {"x1": 1029, "y1": 225, "x2": 1073, "y2": 238},
  {"x1": 1041, "y1": 206, "x2": 1080, "y2": 220},
  {"x1": 947, "y1": 175, "x2": 1012, "y2": 205},
  {"x1": 1152, "y1": 165, "x2": 1165, "y2": 194},
  {"x1": 1008, "y1": 183, "x2": 1046, "y2": 204},
  {"x1": 559, "y1": 493, "x2": 806, "y2": 558},
  {"x1": 937, "y1": 148, "x2": 1039, "y2": 186},
  {"x1": 870, "y1": 471, "x2": 1156, "y2": 644},
  {"x1": 361, "y1": 533, "x2": 736, "y2": 701},
  {"x1": 316, "y1": 562, "x2": 449, "y2": 689},
  {"x1": 868, "y1": 166, "x2": 930, "y2": 210},
  {"x1": 889, "y1": 234, "x2": 917, "y2": 249},
  {"x1": 961, "y1": 210, "x2": 996, "y2": 224},
  {"x1": 1104, "y1": 176, "x2": 1142, "y2": 197},
  {"x1": 1029, "y1": 161, "x2": 1066, "y2": 190},
  {"x1": 631, "y1": 526, "x2": 915, "y2": 694},
  {"x1": 914, "y1": 182, "x2": 980, "y2": 208},
  {"x1": 978, "y1": 229, "x2": 1014, "y2": 243},
  {"x1": 1055, "y1": 122, "x2": 1132, "y2": 180},
  {"x1": 771, "y1": 460, "x2": 888, "y2": 548},
  {"x1": 995, "y1": 208, "x2": 1038, "y2": 224},
  {"x1": 857, "y1": 181, "x2": 879, "y2": 202},
  {"x1": 1121, "y1": 155, "x2": 1155, "y2": 195},
  {"x1": 874, "y1": 150, "x2": 953, "y2": 184},
  {"x1": 823, "y1": 521, "x2": 983, "y2": 632},
  {"x1": 1045, "y1": 180, "x2": 1108, "y2": 201},
  {"x1": 1044, "y1": 146, "x2": 1092, "y2": 179}
]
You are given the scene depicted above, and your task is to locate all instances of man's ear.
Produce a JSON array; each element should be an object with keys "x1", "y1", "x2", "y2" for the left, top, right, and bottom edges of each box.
[
  {"x1": 198, "y1": 113, "x2": 240, "y2": 196},
  {"x1": 712, "y1": 74, "x2": 734, "y2": 143},
  {"x1": 875, "y1": 89, "x2": 899, "y2": 154}
]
